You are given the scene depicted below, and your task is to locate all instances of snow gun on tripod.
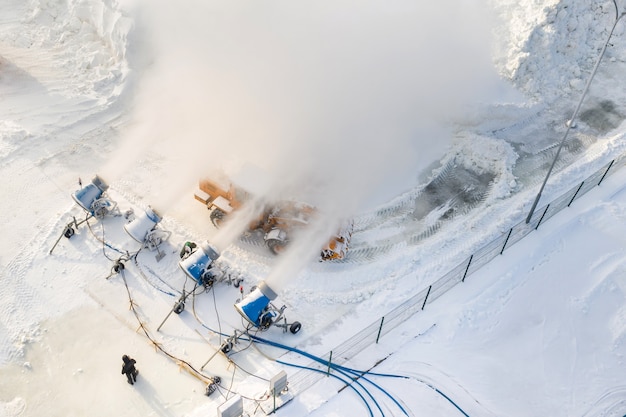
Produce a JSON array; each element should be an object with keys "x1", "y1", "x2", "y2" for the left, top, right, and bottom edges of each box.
[
  {"x1": 124, "y1": 205, "x2": 171, "y2": 261},
  {"x1": 234, "y1": 281, "x2": 302, "y2": 335},
  {"x1": 50, "y1": 175, "x2": 119, "y2": 254}
]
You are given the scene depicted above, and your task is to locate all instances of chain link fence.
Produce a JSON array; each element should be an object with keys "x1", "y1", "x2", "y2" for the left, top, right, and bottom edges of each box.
[{"x1": 288, "y1": 152, "x2": 626, "y2": 395}]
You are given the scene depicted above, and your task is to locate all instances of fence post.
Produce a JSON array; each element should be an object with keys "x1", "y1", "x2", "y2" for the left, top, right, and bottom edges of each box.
[
  {"x1": 327, "y1": 351, "x2": 333, "y2": 376},
  {"x1": 462, "y1": 255, "x2": 473, "y2": 282},
  {"x1": 375, "y1": 316, "x2": 385, "y2": 344},
  {"x1": 598, "y1": 159, "x2": 614, "y2": 185},
  {"x1": 500, "y1": 228, "x2": 513, "y2": 255},
  {"x1": 568, "y1": 182, "x2": 585, "y2": 207},
  {"x1": 421, "y1": 286, "x2": 432, "y2": 310},
  {"x1": 535, "y1": 204, "x2": 550, "y2": 230}
]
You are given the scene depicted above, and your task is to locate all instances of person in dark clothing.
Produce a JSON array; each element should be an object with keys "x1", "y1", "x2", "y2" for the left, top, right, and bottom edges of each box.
[{"x1": 121, "y1": 355, "x2": 138, "y2": 385}]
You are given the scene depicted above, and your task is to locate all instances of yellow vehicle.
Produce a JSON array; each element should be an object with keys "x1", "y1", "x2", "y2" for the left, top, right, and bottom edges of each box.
[
  {"x1": 194, "y1": 167, "x2": 352, "y2": 261},
  {"x1": 194, "y1": 177, "x2": 250, "y2": 227}
]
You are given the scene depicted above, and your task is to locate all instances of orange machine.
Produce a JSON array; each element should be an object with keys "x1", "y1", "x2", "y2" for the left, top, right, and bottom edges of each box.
[{"x1": 194, "y1": 167, "x2": 352, "y2": 261}]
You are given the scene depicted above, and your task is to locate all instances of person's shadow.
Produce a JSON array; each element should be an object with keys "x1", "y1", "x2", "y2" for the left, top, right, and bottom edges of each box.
[{"x1": 133, "y1": 375, "x2": 177, "y2": 417}]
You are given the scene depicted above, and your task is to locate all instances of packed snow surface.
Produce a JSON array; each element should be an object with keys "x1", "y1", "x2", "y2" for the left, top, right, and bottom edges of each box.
[{"x1": 1, "y1": 0, "x2": 626, "y2": 416}]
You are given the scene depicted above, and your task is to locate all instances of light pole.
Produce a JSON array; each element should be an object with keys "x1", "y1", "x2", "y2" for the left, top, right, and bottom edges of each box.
[{"x1": 526, "y1": 0, "x2": 626, "y2": 224}]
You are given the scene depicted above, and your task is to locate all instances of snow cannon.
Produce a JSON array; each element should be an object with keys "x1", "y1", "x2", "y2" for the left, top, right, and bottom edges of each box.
[
  {"x1": 72, "y1": 175, "x2": 117, "y2": 219},
  {"x1": 235, "y1": 281, "x2": 277, "y2": 328},
  {"x1": 125, "y1": 206, "x2": 162, "y2": 243},
  {"x1": 235, "y1": 281, "x2": 301, "y2": 334},
  {"x1": 124, "y1": 206, "x2": 171, "y2": 254},
  {"x1": 179, "y1": 241, "x2": 220, "y2": 287}
]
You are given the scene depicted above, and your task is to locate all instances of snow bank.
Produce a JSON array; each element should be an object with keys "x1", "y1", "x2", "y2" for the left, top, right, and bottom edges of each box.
[
  {"x1": 0, "y1": 0, "x2": 134, "y2": 365},
  {"x1": 0, "y1": 121, "x2": 31, "y2": 159},
  {"x1": 0, "y1": 398, "x2": 26, "y2": 417},
  {"x1": 491, "y1": 0, "x2": 624, "y2": 101},
  {"x1": 17, "y1": 0, "x2": 132, "y2": 99},
  {"x1": 445, "y1": 133, "x2": 519, "y2": 200}
]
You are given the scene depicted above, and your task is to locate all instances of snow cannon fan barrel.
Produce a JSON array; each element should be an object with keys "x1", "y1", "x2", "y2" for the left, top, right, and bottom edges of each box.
[
  {"x1": 179, "y1": 241, "x2": 220, "y2": 285},
  {"x1": 234, "y1": 281, "x2": 278, "y2": 328},
  {"x1": 124, "y1": 206, "x2": 162, "y2": 243},
  {"x1": 72, "y1": 175, "x2": 109, "y2": 215}
]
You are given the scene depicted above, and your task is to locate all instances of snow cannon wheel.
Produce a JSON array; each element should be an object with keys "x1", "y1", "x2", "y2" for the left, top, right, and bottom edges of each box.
[
  {"x1": 289, "y1": 321, "x2": 302, "y2": 334},
  {"x1": 64, "y1": 226, "x2": 75, "y2": 239},
  {"x1": 221, "y1": 341, "x2": 233, "y2": 354},
  {"x1": 259, "y1": 313, "x2": 272, "y2": 330},
  {"x1": 173, "y1": 301, "x2": 185, "y2": 314},
  {"x1": 210, "y1": 208, "x2": 226, "y2": 228},
  {"x1": 266, "y1": 239, "x2": 287, "y2": 255},
  {"x1": 201, "y1": 271, "x2": 215, "y2": 289},
  {"x1": 113, "y1": 260, "x2": 125, "y2": 274},
  {"x1": 205, "y1": 383, "x2": 217, "y2": 396}
]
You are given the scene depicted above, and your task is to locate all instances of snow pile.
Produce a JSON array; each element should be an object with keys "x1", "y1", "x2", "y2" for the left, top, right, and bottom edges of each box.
[
  {"x1": 17, "y1": 0, "x2": 132, "y2": 99},
  {"x1": 0, "y1": 121, "x2": 31, "y2": 159},
  {"x1": 491, "y1": 0, "x2": 624, "y2": 101},
  {"x1": 446, "y1": 133, "x2": 519, "y2": 200},
  {"x1": 0, "y1": 0, "x2": 134, "y2": 366},
  {"x1": 0, "y1": 398, "x2": 26, "y2": 417}
]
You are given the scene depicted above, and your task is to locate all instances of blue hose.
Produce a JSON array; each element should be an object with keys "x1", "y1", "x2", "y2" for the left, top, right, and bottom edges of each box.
[
  {"x1": 339, "y1": 367, "x2": 408, "y2": 416},
  {"x1": 190, "y1": 307, "x2": 467, "y2": 417},
  {"x1": 252, "y1": 335, "x2": 391, "y2": 416},
  {"x1": 433, "y1": 387, "x2": 470, "y2": 417},
  {"x1": 251, "y1": 334, "x2": 472, "y2": 417},
  {"x1": 278, "y1": 360, "x2": 374, "y2": 417},
  {"x1": 189, "y1": 318, "x2": 384, "y2": 415},
  {"x1": 321, "y1": 363, "x2": 385, "y2": 416},
  {"x1": 338, "y1": 366, "x2": 470, "y2": 417}
]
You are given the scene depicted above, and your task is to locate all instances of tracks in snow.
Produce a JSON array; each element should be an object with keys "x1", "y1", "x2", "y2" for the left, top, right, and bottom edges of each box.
[
  {"x1": 232, "y1": 159, "x2": 497, "y2": 265},
  {"x1": 227, "y1": 113, "x2": 607, "y2": 270}
]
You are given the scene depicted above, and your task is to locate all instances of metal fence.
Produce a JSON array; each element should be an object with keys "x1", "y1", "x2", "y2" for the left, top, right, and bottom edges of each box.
[{"x1": 288, "y1": 152, "x2": 626, "y2": 394}]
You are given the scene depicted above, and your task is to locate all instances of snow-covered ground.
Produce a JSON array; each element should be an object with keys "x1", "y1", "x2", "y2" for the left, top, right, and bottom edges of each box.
[{"x1": 2, "y1": 0, "x2": 626, "y2": 416}]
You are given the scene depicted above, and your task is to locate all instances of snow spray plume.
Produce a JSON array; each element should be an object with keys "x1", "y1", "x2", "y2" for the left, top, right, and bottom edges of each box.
[
  {"x1": 117, "y1": 0, "x2": 503, "y2": 261},
  {"x1": 101, "y1": 1, "x2": 270, "y2": 213},
  {"x1": 100, "y1": 63, "x2": 229, "y2": 214},
  {"x1": 125, "y1": 0, "x2": 500, "y2": 211},
  {"x1": 265, "y1": 216, "x2": 340, "y2": 292},
  {"x1": 255, "y1": 1, "x2": 503, "y2": 221},
  {"x1": 210, "y1": 196, "x2": 268, "y2": 252}
]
